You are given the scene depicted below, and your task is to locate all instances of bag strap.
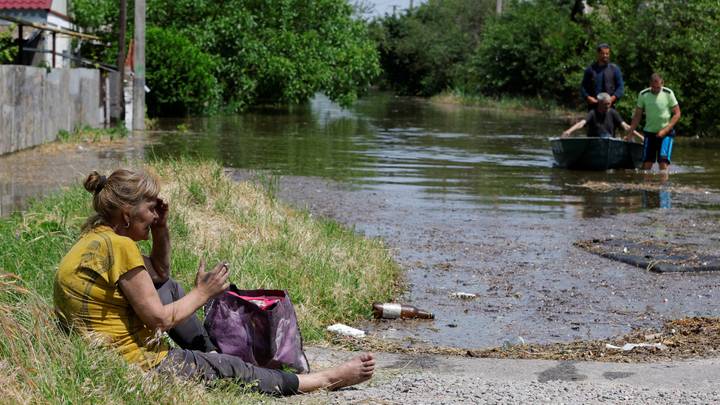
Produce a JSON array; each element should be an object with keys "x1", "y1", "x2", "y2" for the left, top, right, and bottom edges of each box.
[{"x1": 225, "y1": 290, "x2": 283, "y2": 310}]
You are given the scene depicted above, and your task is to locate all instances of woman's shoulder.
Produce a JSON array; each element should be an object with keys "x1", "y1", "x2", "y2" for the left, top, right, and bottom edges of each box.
[{"x1": 85, "y1": 226, "x2": 138, "y2": 250}]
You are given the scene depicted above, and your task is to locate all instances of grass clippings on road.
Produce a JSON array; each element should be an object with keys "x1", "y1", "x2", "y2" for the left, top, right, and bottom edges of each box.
[{"x1": 329, "y1": 317, "x2": 720, "y2": 363}]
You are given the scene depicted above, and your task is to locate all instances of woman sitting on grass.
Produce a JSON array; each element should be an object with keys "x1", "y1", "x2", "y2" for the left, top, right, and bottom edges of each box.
[{"x1": 53, "y1": 168, "x2": 375, "y2": 395}]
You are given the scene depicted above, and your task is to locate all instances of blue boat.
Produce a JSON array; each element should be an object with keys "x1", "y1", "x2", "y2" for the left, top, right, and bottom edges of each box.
[{"x1": 549, "y1": 137, "x2": 644, "y2": 170}]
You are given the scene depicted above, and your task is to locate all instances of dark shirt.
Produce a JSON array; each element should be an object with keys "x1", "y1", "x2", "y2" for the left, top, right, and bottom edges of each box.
[
  {"x1": 580, "y1": 63, "x2": 625, "y2": 101},
  {"x1": 585, "y1": 109, "x2": 624, "y2": 138}
]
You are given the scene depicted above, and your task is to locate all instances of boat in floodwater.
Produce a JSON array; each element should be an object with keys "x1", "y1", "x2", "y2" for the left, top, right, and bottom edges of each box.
[{"x1": 549, "y1": 137, "x2": 643, "y2": 170}]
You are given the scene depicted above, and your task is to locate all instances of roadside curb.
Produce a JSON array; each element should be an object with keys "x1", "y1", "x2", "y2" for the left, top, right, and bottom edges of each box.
[{"x1": 305, "y1": 346, "x2": 720, "y2": 391}]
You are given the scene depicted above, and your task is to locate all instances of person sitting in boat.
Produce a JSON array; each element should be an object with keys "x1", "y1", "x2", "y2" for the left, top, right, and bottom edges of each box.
[
  {"x1": 562, "y1": 93, "x2": 641, "y2": 139},
  {"x1": 54, "y1": 168, "x2": 376, "y2": 396}
]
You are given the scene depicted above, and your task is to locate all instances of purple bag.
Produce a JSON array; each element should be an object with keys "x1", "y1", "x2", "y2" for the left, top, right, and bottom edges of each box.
[{"x1": 204, "y1": 286, "x2": 310, "y2": 373}]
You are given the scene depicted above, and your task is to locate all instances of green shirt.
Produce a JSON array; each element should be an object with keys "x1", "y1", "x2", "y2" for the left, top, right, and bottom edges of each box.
[{"x1": 636, "y1": 87, "x2": 679, "y2": 133}]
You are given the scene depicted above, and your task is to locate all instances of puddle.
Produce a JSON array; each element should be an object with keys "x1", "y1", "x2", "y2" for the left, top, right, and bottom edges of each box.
[{"x1": 0, "y1": 137, "x2": 149, "y2": 216}]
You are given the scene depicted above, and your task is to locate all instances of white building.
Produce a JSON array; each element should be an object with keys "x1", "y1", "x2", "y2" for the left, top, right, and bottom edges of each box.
[{"x1": 0, "y1": 0, "x2": 74, "y2": 67}]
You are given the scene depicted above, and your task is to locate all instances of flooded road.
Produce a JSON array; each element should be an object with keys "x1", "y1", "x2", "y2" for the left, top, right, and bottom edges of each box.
[
  {"x1": 3, "y1": 92, "x2": 720, "y2": 348},
  {"x1": 0, "y1": 139, "x2": 147, "y2": 216}
]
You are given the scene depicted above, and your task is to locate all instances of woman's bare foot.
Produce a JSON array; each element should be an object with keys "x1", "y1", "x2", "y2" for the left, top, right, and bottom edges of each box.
[{"x1": 297, "y1": 353, "x2": 375, "y2": 392}]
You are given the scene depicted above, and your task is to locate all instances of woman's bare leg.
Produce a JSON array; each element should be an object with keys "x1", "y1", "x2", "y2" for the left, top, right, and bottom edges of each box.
[{"x1": 297, "y1": 353, "x2": 375, "y2": 392}]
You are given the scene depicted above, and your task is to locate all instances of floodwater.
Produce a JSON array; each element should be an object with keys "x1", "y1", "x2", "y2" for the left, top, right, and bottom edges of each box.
[{"x1": 3, "y1": 92, "x2": 720, "y2": 348}]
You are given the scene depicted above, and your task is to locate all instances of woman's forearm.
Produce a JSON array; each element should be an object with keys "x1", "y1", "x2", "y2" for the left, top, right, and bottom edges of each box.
[
  {"x1": 149, "y1": 225, "x2": 171, "y2": 282},
  {"x1": 120, "y1": 268, "x2": 209, "y2": 332},
  {"x1": 155, "y1": 289, "x2": 208, "y2": 331}
]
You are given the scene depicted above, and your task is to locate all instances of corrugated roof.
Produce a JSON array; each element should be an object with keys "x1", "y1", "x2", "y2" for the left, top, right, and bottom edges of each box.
[{"x1": 0, "y1": 1, "x2": 52, "y2": 10}]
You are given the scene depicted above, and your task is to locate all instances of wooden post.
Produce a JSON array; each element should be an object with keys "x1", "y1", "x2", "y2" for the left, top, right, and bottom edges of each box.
[
  {"x1": 16, "y1": 25, "x2": 22, "y2": 64},
  {"x1": 52, "y1": 31, "x2": 56, "y2": 67},
  {"x1": 496, "y1": 0, "x2": 503, "y2": 15},
  {"x1": 117, "y1": 0, "x2": 127, "y2": 123},
  {"x1": 132, "y1": 0, "x2": 146, "y2": 131}
]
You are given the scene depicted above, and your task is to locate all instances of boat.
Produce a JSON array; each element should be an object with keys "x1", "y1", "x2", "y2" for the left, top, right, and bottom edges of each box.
[{"x1": 549, "y1": 137, "x2": 643, "y2": 170}]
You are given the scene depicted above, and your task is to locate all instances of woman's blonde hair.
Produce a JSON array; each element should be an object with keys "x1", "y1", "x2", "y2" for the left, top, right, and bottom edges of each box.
[{"x1": 81, "y1": 169, "x2": 160, "y2": 232}]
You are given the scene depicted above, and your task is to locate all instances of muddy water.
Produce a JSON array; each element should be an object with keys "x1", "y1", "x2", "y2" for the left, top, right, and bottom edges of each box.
[
  {"x1": 0, "y1": 139, "x2": 148, "y2": 216},
  {"x1": 4, "y1": 93, "x2": 720, "y2": 349}
]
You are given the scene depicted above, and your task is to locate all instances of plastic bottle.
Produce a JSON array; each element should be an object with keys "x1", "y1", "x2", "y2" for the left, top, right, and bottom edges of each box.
[{"x1": 372, "y1": 302, "x2": 434, "y2": 319}]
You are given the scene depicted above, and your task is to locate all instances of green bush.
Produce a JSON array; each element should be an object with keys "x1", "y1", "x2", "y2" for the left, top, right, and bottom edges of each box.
[
  {"x1": 72, "y1": 0, "x2": 380, "y2": 115},
  {"x1": 191, "y1": 0, "x2": 380, "y2": 109},
  {"x1": 145, "y1": 27, "x2": 221, "y2": 117},
  {"x1": 0, "y1": 25, "x2": 17, "y2": 64},
  {"x1": 587, "y1": 0, "x2": 720, "y2": 136},
  {"x1": 460, "y1": 0, "x2": 586, "y2": 103},
  {"x1": 371, "y1": 0, "x2": 496, "y2": 96}
]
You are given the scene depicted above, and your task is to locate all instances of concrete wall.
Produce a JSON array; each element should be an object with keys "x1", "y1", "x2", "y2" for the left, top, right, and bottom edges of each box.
[{"x1": 0, "y1": 65, "x2": 103, "y2": 155}]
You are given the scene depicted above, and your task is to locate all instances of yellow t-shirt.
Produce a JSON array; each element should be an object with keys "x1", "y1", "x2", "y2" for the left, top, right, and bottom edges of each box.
[{"x1": 54, "y1": 225, "x2": 168, "y2": 370}]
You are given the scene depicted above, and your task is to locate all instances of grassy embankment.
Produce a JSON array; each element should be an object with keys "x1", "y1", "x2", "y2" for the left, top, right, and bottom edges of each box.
[
  {"x1": 0, "y1": 158, "x2": 400, "y2": 403},
  {"x1": 432, "y1": 89, "x2": 580, "y2": 119}
]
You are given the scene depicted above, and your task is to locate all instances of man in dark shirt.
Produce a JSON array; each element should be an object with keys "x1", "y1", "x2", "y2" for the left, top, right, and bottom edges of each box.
[
  {"x1": 562, "y1": 93, "x2": 640, "y2": 139},
  {"x1": 580, "y1": 43, "x2": 625, "y2": 110}
]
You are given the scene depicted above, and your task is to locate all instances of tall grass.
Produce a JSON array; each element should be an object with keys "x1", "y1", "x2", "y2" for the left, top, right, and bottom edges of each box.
[
  {"x1": 432, "y1": 89, "x2": 574, "y2": 116},
  {"x1": 0, "y1": 159, "x2": 401, "y2": 402},
  {"x1": 57, "y1": 124, "x2": 129, "y2": 143}
]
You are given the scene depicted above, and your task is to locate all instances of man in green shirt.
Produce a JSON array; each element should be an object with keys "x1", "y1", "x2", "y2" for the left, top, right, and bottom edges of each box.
[{"x1": 628, "y1": 73, "x2": 681, "y2": 171}]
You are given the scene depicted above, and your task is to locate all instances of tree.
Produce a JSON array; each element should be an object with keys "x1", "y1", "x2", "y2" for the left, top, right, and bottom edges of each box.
[
  {"x1": 588, "y1": 0, "x2": 720, "y2": 135},
  {"x1": 71, "y1": 0, "x2": 380, "y2": 115},
  {"x1": 461, "y1": 0, "x2": 586, "y2": 102},
  {"x1": 371, "y1": 0, "x2": 496, "y2": 96},
  {"x1": 145, "y1": 27, "x2": 220, "y2": 117}
]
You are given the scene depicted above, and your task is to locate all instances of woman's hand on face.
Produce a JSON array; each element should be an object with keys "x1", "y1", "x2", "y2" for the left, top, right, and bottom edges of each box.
[
  {"x1": 195, "y1": 259, "x2": 230, "y2": 300},
  {"x1": 152, "y1": 198, "x2": 169, "y2": 229}
]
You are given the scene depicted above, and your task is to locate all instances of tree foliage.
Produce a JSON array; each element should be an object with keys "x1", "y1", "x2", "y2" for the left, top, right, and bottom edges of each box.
[
  {"x1": 370, "y1": 0, "x2": 496, "y2": 96},
  {"x1": 0, "y1": 25, "x2": 17, "y2": 64},
  {"x1": 586, "y1": 0, "x2": 720, "y2": 135},
  {"x1": 372, "y1": 0, "x2": 720, "y2": 134},
  {"x1": 461, "y1": 0, "x2": 586, "y2": 101},
  {"x1": 145, "y1": 27, "x2": 220, "y2": 117},
  {"x1": 71, "y1": 0, "x2": 380, "y2": 116}
]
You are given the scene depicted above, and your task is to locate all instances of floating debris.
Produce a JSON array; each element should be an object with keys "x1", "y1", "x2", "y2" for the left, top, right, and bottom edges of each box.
[
  {"x1": 327, "y1": 323, "x2": 366, "y2": 338},
  {"x1": 450, "y1": 292, "x2": 478, "y2": 300},
  {"x1": 330, "y1": 317, "x2": 720, "y2": 363},
  {"x1": 605, "y1": 342, "x2": 667, "y2": 351},
  {"x1": 573, "y1": 181, "x2": 713, "y2": 195},
  {"x1": 575, "y1": 238, "x2": 720, "y2": 273}
]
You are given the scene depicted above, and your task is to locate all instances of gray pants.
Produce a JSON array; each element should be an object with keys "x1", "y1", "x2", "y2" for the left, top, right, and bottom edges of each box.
[{"x1": 154, "y1": 278, "x2": 299, "y2": 395}]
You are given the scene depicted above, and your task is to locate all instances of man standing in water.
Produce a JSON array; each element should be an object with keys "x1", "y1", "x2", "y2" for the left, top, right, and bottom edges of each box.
[
  {"x1": 580, "y1": 43, "x2": 625, "y2": 109},
  {"x1": 628, "y1": 73, "x2": 681, "y2": 171}
]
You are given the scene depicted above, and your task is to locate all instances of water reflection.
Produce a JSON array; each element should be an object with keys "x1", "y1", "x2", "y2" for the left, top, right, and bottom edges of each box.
[
  {"x1": 147, "y1": 93, "x2": 717, "y2": 218},
  {"x1": 0, "y1": 141, "x2": 147, "y2": 216},
  {"x1": 2, "y1": 93, "x2": 719, "y2": 217}
]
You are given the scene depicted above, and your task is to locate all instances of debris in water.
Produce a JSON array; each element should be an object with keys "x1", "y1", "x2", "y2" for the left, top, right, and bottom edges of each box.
[
  {"x1": 605, "y1": 342, "x2": 667, "y2": 351},
  {"x1": 575, "y1": 238, "x2": 720, "y2": 273},
  {"x1": 450, "y1": 292, "x2": 478, "y2": 299}
]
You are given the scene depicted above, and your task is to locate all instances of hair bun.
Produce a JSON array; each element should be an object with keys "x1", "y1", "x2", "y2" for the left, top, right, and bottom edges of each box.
[{"x1": 83, "y1": 171, "x2": 106, "y2": 194}]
